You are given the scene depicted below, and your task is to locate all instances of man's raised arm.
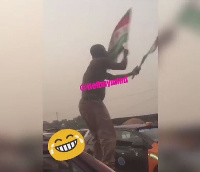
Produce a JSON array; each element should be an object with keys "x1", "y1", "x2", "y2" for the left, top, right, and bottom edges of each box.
[
  {"x1": 105, "y1": 66, "x2": 141, "y2": 80},
  {"x1": 105, "y1": 49, "x2": 129, "y2": 70}
]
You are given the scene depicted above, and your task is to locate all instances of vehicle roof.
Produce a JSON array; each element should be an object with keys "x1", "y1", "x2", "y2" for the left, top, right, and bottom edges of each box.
[
  {"x1": 43, "y1": 128, "x2": 59, "y2": 132},
  {"x1": 78, "y1": 129, "x2": 89, "y2": 131},
  {"x1": 43, "y1": 132, "x2": 54, "y2": 135},
  {"x1": 43, "y1": 142, "x2": 114, "y2": 172},
  {"x1": 114, "y1": 124, "x2": 158, "y2": 130}
]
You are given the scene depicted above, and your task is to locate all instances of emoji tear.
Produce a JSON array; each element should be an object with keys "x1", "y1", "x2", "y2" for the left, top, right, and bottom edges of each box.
[
  {"x1": 51, "y1": 149, "x2": 54, "y2": 155},
  {"x1": 79, "y1": 138, "x2": 84, "y2": 143},
  {"x1": 48, "y1": 129, "x2": 85, "y2": 161}
]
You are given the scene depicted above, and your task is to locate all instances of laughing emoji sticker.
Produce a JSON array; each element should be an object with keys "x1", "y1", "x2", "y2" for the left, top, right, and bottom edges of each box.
[{"x1": 48, "y1": 129, "x2": 85, "y2": 161}]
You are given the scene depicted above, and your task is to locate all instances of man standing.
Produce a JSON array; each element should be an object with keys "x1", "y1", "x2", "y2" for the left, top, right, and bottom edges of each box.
[{"x1": 79, "y1": 44, "x2": 140, "y2": 170}]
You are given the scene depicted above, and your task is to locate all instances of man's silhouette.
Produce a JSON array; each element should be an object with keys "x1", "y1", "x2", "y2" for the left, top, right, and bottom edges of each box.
[{"x1": 79, "y1": 44, "x2": 140, "y2": 169}]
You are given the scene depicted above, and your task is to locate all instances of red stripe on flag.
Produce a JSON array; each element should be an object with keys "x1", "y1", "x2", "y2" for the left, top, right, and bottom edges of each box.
[{"x1": 114, "y1": 16, "x2": 130, "y2": 31}]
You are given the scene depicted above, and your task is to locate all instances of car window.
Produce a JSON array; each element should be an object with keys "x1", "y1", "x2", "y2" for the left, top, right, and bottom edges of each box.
[
  {"x1": 86, "y1": 132, "x2": 94, "y2": 145},
  {"x1": 139, "y1": 128, "x2": 158, "y2": 142},
  {"x1": 88, "y1": 136, "x2": 94, "y2": 145},
  {"x1": 43, "y1": 156, "x2": 85, "y2": 172},
  {"x1": 87, "y1": 130, "x2": 143, "y2": 146},
  {"x1": 116, "y1": 130, "x2": 143, "y2": 145},
  {"x1": 43, "y1": 133, "x2": 53, "y2": 141},
  {"x1": 79, "y1": 130, "x2": 87, "y2": 137},
  {"x1": 121, "y1": 131, "x2": 131, "y2": 139}
]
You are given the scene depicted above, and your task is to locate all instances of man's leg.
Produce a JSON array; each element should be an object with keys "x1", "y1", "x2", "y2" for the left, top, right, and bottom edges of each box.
[
  {"x1": 79, "y1": 99, "x2": 103, "y2": 161},
  {"x1": 93, "y1": 137, "x2": 103, "y2": 161},
  {"x1": 95, "y1": 101, "x2": 117, "y2": 169}
]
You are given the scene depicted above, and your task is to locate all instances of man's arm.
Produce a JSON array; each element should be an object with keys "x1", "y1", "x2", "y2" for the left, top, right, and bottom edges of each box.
[
  {"x1": 105, "y1": 49, "x2": 128, "y2": 70},
  {"x1": 106, "y1": 66, "x2": 141, "y2": 80}
]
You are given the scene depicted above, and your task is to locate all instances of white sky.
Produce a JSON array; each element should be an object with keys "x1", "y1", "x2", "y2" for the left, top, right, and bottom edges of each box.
[{"x1": 43, "y1": 0, "x2": 158, "y2": 122}]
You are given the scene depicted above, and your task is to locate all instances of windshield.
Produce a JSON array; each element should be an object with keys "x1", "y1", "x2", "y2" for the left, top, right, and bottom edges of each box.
[
  {"x1": 79, "y1": 130, "x2": 87, "y2": 137},
  {"x1": 139, "y1": 128, "x2": 158, "y2": 142},
  {"x1": 43, "y1": 133, "x2": 53, "y2": 141}
]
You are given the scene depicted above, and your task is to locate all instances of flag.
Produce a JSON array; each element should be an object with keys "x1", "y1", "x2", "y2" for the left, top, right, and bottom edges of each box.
[
  {"x1": 139, "y1": 37, "x2": 158, "y2": 67},
  {"x1": 132, "y1": 37, "x2": 158, "y2": 79},
  {"x1": 132, "y1": 36, "x2": 158, "y2": 79},
  {"x1": 108, "y1": 9, "x2": 132, "y2": 61}
]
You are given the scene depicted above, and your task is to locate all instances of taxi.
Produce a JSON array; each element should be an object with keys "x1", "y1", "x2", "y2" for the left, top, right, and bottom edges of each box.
[{"x1": 85, "y1": 122, "x2": 158, "y2": 172}]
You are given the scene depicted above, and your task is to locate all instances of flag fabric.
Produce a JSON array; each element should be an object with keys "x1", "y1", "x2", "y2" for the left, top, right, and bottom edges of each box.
[
  {"x1": 132, "y1": 37, "x2": 158, "y2": 79},
  {"x1": 108, "y1": 9, "x2": 132, "y2": 61}
]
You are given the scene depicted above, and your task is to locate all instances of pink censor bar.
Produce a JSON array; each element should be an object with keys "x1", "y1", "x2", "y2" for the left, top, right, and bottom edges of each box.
[{"x1": 80, "y1": 77, "x2": 128, "y2": 92}]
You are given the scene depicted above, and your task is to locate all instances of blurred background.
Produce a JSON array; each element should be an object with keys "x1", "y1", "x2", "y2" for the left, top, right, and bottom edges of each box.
[
  {"x1": 0, "y1": 0, "x2": 200, "y2": 172},
  {"x1": 0, "y1": 0, "x2": 43, "y2": 171},
  {"x1": 159, "y1": 0, "x2": 200, "y2": 172}
]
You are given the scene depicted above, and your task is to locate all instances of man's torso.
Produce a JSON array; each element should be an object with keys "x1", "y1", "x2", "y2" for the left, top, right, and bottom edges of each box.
[{"x1": 81, "y1": 58, "x2": 107, "y2": 101}]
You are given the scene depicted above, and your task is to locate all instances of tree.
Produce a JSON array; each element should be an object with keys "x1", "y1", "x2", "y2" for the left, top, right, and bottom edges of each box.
[{"x1": 43, "y1": 115, "x2": 88, "y2": 130}]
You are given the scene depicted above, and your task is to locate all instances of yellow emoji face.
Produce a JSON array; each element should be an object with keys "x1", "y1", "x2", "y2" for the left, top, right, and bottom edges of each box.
[{"x1": 48, "y1": 129, "x2": 85, "y2": 161}]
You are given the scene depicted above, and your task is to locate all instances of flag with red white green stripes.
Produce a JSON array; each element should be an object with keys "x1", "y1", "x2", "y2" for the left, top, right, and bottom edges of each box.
[{"x1": 108, "y1": 9, "x2": 132, "y2": 61}]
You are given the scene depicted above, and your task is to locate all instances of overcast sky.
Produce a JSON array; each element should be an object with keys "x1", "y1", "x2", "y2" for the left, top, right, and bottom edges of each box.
[{"x1": 43, "y1": 0, "x2": 158, "y2": 122}]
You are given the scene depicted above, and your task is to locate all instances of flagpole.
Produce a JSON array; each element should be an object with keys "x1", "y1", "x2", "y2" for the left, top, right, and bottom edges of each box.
[
  {"x1": 131, "y1": 0, "x2": 192, "y2": 80},
  {"x1": 131, "y1": 36, "x2": 158, "y2": 79}
]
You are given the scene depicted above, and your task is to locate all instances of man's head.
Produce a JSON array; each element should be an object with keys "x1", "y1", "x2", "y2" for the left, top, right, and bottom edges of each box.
[{"x1": 90, "y1": 44, "x2": 108, "y2": 58}]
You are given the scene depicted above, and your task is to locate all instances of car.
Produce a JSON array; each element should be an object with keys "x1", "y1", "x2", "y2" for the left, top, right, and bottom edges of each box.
[
  {"x1": 43, "y1": 129, "x2": 90, "y2": 142},
  {"x1": 77, "y1": 129, "x2": 90, "y2": 138},
  {"x1": 85, "y1": 123, "x2": 158, "y2": 172},
  {"x1": 43, "y1": 142, "x2": 115, "y2": 172},
  {"x1": 43, "y1": 132, "x2": 54, "y2": 141}
]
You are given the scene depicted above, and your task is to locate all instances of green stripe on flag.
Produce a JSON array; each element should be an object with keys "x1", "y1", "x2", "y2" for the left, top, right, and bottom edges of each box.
[{"x1": 109, "y1": 33, "x2": 128, "y2": 60}]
